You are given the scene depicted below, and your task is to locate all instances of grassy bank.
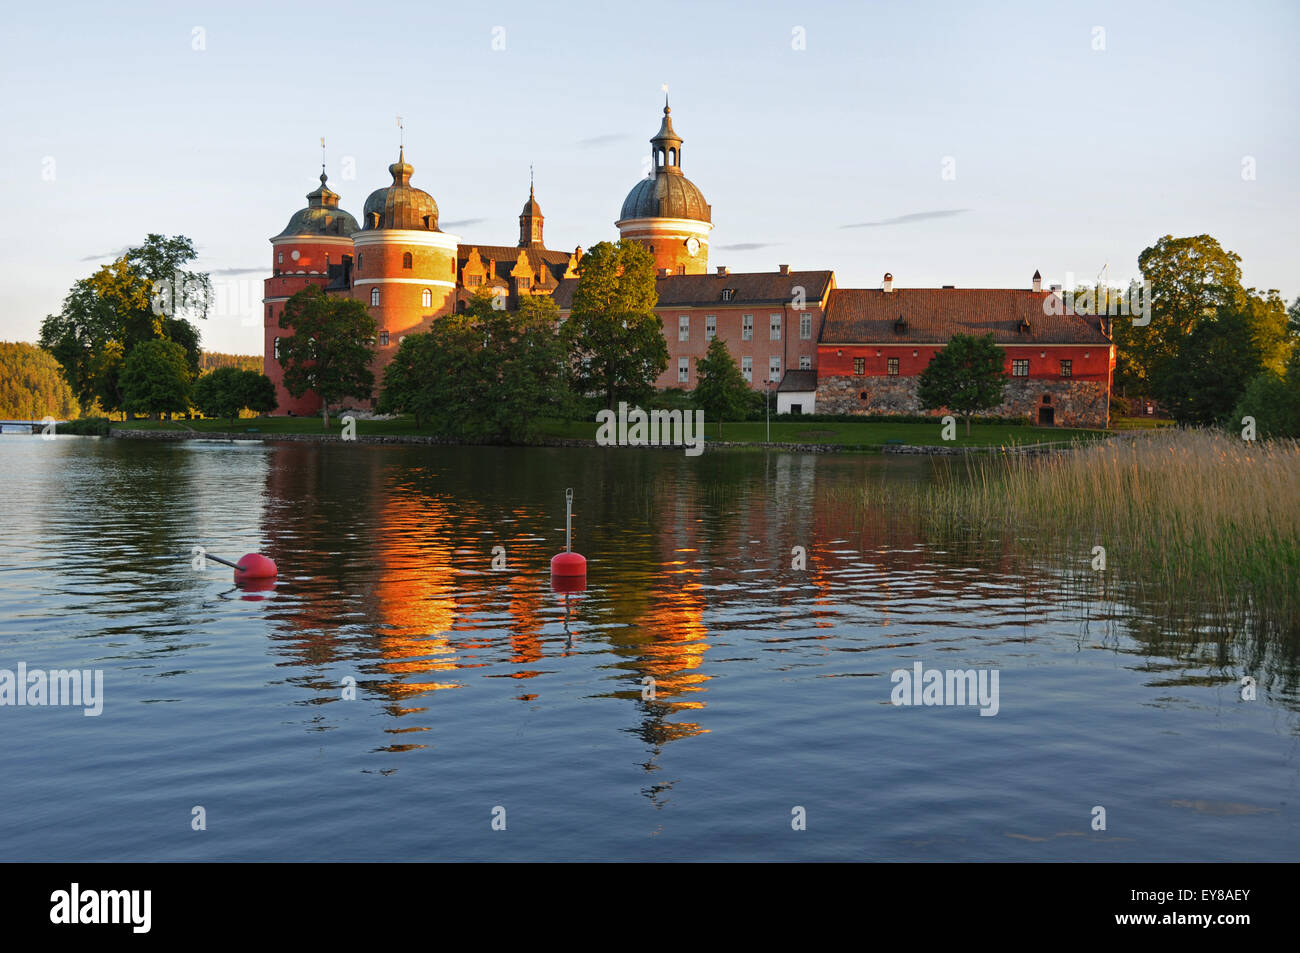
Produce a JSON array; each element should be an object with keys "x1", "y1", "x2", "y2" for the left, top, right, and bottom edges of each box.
[
  {"x1": 114, "y1": 414, "x2": 1104, "y2": 449},
  {"x1": 847, "y1": 428, "x2": 1300, "y2": 643}
]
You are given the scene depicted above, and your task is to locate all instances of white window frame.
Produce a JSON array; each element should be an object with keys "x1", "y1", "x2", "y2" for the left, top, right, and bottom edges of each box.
[
  {"x1": 800, "y1": 355, "x2": 811, "y2": 370},
  {"x1": 678, "y1": 314, "x2": 690, "y2": 342},
  {"x1": 1013, "y1": 359, "x2": 1029, "y2": 377},
  {"x1": 705, "y1": 314, "x2": 716, "y2": 341},
  {"x1": 370, "y1": 288, "x2": 380, "y2": 306},
  {"x1": 421, "y1": 288, "x2": 432, "y2": 307},
  {"x1": 742, "y1": 314, "x2": 753, "y2": 341},
  {"x1": 741, "y1": 356, "x2": 752, "y2": 382},
  {"x1": 678, "y1": 357, "x2": 689, "y2": 383},
  {"x1": 770, "y1": 313, "x2": 782, "y2": 341},
  {"x1": 768, "y1": 356, "x2": 781, "y2": 382},
  {"x1": 800, "y1": 313, "x2": 812, "y2": 339}
]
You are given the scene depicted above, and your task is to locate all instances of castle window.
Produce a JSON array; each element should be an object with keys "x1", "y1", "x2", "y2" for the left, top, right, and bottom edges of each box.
[
  {"x1": 742, "y1": 356, "x2": 752, "y2": 382},
  {"x1": 705, "y1": 315, "x2": 716, "y2": 340},
  {"x1": 468, "y1": 274, "x2": 482, "y2": 287},
  {"x1": 742, "y1": 314, "x2": 753, "y2": 340},
  {"x1": 273, "y1": 337, "x2": 281, "y2": 360},
  {"x1": 379, "y1": 330, "x2": 389, "y2": 347},
  {"x1": 721, "y1": 289, "x2": 734, "y2": 302},
  {"x1": 370, "y1": 288, "x2": 380, "y2": 306},
  {"x1": 403, "y1": 252, "x2": 413, "y2": 269},
  {"x1": 518, "y1": 276, "x2": 531, "y2": 290},
  {"x1": 1013, "y1": 359, "x2": 1029, "y2": 377},
  {"x1": 1059, "y1": 359, "x2": 1072, "y2": 377},
  {"x1": 679, "y1": 315, "x2": 690, "y2": 342},
  {"x1": 422, "y1": 288, "x2": 432, "y2": 308},
  {"x1": 277, "y1": 252, "x2": 283, "y2": 264},
  {"x1": 768, "y1": 356, "x2": 781, "y2": 382},
  {"x1": 800, "y1": 313, "x2": 812, "y2": 339},
  {"x1": 887, "y1": 358, "x2": 899, "y2": 376},
  {"x1": 357, "y1": 254, "x2": 363, "y2": 271},
  {"x1": 769, "y1": 313, "x2": 781, "y2": 341},
  {"x1": 853, "y1": 358, "x2": 865, "y2": 375},
  {"x1": 678, "y1": 357, "x2": 689, "y2": 383},
  {"x1": 800, "y1": 355, "x2": 811, "y2": 370}
]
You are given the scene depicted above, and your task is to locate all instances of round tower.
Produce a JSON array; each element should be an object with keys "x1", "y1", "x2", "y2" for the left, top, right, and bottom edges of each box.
[
  {"x1": 616, "y1": 99, "x2": 712, "y2": 275},
  {"x1": 352, "y1": 148, "x2": 460, "y2": 400},
  {"x1": 264, "y1": 170, "x2": 360, "y2": 416}
]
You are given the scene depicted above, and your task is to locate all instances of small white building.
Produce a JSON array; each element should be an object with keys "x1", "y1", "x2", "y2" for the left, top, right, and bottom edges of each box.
[{"x1": 776, "y1": 370, "x2": 817, "y2": 415}]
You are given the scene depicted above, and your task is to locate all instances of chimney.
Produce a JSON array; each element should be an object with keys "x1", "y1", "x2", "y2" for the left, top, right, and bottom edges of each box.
[
  {"x1": 1032, "y1": 269, "x2": 1042, "y2": 293},
  {"x1": 883, "y1": 272, "x2": 893, "y2": 293},
  {"x1": 658, "y1": 267, "x2": 671, "y2": 277},
  {"x1": 1049, "y1": 283, "x2": 1062, "y2": 294},
  {"x1": 942, "y1": 284, "x2": 955, "y2": 289},
  {"x1": 778, "y1": 264, "x2": 790, "y2": 275},
  {"x1": 717, "y1": 266, "x2": 729, "y2": 275}
]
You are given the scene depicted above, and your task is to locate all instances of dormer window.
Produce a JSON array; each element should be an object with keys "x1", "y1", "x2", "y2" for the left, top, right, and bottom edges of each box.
[
  {"x1": 1019, "y1": 319, "x2": 1032, "y2": 333},
  {"x1": 721, "y1": 289, "x2": 735, "y2": 302},
  {"x1": 893, "y1": 317, "x2": 907, "y2": 334},
  {"x1": 518, "y1": 276, "x2": 531, "y2": 290}
]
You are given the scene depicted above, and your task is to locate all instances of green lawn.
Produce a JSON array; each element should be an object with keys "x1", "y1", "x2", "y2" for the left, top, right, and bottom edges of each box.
[{"x1": 114, "y1": 414, "x2": 1106, "y2": 448}]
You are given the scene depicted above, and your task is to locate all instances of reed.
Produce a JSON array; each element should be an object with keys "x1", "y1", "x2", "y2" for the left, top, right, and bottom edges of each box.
[{"x1": 845, "y1": 430, "x2": 1300, "y2": 649}]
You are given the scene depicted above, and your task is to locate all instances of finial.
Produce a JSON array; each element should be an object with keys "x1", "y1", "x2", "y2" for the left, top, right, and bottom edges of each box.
[
  {"x1": 530, "y1": 163, "x2": 534, "y2": 197},
  {"x1": 319, "y1": 136, "x2": 327, "y2": 184},
  {"x1": 661, "y1": 82, "x2": 669, "y2": 113}
]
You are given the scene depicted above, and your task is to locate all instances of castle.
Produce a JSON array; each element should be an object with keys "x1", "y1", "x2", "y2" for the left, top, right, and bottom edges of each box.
[{"x1": 264, "y1": 100, "x2": 1114, "y2": 427}]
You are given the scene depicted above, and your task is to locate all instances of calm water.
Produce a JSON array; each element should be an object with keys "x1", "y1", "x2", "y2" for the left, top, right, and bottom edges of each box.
[{"x1": 0, "y1": 435, "x2": 1295, "y2": 861}]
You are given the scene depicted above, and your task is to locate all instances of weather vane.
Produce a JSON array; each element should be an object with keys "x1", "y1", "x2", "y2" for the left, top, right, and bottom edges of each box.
[
  {"x1": 320, "y1": 136, "x2": 326, "y2": 177},
  {"x1": 397, "y1": 115, "x2": 404, "y2": 149}
]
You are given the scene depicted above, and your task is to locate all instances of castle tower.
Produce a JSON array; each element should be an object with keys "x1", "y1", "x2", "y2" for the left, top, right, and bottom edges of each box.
[
  {"x1": 616, "y1": 98, "x2": 712, "y2": 275},
  {"x1": 352, "y1": 148, "x2": 460, "y2": 401},
  {"x1": 519, "y1": 179, "x2": 544, "y2": 248},
  {"x1": 264, "y1": 168, "x2": 360, "y2": 416}
]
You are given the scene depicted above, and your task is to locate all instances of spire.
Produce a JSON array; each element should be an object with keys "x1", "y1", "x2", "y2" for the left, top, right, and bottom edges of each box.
[
  {"x1": 650, "y1": 96, "x2": 683, "y2": 175},
  {"x1": 519, "y1": 170, "x2": 544, "y2": 248}
]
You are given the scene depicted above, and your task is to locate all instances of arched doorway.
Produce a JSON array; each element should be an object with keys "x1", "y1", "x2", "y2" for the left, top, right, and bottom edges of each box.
[{"x1": 1038, "y1": 394, "x2": 1055, "y2": 426}]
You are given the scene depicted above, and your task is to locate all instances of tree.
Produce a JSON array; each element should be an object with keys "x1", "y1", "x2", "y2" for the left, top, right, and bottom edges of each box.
[
  {"x1": 0, "y1": 342, "x2": 80, "y2": 420},
  {"x1": 1113, "y1": 235, "x2": 1244, "y2": 395},
  {"x1": 561, "y1": 240, "x2": 667, "y2": 411},
  {"x1": 916, "y1": 333, "x2": 1007, "y2": 435},
  {"x1": 200, "y1": 351, "x2": 261, "y2": 373},
  {"x1": 277, "y1": 285, "x2": 376, "y2": 429},
  {"x1": 38, "y1": 235, "x2": 207, "y2": 410},
  {"x1": 693, "y1": 337, "x2": 750, "y2": 437},
  {"x1": 380, "y1": 288, "x2": 567, "y2": 441},
  {"x1": 119, "y1": 339, "x2": 193, "y2": 419},
  {"x1": 1232, "y1": 366, "x2": 1300, "y2": 439},
  {"x1": 1155, "y1": 303, "x2": 1263, "y2": 425},
  {"x1": 193, "y1": 367, "x2": 277, "y2": 425}
]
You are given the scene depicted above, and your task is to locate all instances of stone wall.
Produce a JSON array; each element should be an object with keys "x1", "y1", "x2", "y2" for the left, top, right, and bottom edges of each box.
[{"x1": 816, "y1": 375, "x2": 1109, "y2": 428}]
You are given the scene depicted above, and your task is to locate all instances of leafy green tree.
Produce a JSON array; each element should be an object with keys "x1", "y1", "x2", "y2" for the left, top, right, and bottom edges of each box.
[
  {"x1": 0, "y1": 342, "x2": 80, "y2": 419},
  {"x1": 561, "y1": 240, "x2": 667, "y2": 411},
  {"x1": 277, "y1": 285, "x2": 377, "y2": 429},
  {"x1": 38, "y1": 235, "x2": 207, "y2": 409},
  {"x1": 119, "y1": 339, "x2": 193, "y2": 419},
  {"x1": 380, "y1": 289, "x2": 567, "y2": 441},
  {"x1": 193, "y1": 367, "x2": 277, "y2": 425},
  {"x1": 1155, "y1": 304, "x2": 1263, "y2": 425},
  {"x1": 693, "y1": 336, "x2": 749, "y2": 437},
  {"x1": 200, "y1": 351, "x2": 261, "y2": 373},
  {"x1": 1232, "y1": 367, "x2": 1300, "y2": 439},
  {"x1": 916, "y1": 333, "x2": 1007, "y2": 435}
]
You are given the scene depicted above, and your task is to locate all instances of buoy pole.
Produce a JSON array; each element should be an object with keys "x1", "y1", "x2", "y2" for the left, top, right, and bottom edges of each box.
[
  {"x1": 565, "y1": 487, "x2": 573, "y2": 553},
  {"x1": 550, "y1": 487, "x2": 587, "y2": 587},
  {"x1": 204, "y1": 553, "x2": 243, "y2": 570}
]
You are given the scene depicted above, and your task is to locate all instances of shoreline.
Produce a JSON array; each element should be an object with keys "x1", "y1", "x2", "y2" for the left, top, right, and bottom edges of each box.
[{"x1": 105, "y1": 426, "x2": 1080, "y2": 455}]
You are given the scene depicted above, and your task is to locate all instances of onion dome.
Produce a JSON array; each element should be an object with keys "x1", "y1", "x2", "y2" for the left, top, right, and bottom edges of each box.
[
  {"x1": 362, "y1": 148, "x2": 440, "y2": 230},
  {"x1": 275, "y1": 172, "x2": 359, "y2": 237},
  {"x1": 618, "y1": 101, "x2": 711, "y2": 223}
]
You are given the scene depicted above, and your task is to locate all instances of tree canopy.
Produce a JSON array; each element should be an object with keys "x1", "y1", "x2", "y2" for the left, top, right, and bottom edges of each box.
[
  {"x1": 693, "y1": 337, "x2": 750, "y2": 437},
  {"x1": 276, "y1": 285, "x2": 377, "y2": 429},
  {"x1": 193, "y1": 367, "x2": 277, "y2": 424},
  {"x1": 119, "y1": 339, "x2": 193, "y2": 418},
  {"x1": 916, "y1": 333, "x2": 1007, "y2": 434},
  {"x1": 0, "y1": 342, "x2": 80, "y2": 420},
  {"x1": 561, "y1": 240, "x2": 667, "y2": 411}
]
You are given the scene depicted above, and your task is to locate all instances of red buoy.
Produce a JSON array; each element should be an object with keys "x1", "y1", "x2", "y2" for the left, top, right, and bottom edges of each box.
[
  {"x1": 550, "y1": 488, "x2": 586, "y2": 588},
  {"x1": 234, "y1": 552, "x2": 277, "y2": 581}
]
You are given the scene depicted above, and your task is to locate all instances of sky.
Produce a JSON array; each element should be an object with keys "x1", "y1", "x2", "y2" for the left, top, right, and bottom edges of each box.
[{"x1": 1, "y1": 0, "x2": 1296, "y2": 355}]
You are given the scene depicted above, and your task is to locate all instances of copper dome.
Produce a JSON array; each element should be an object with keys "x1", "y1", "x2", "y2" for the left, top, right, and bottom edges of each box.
[
  {"x1": 362, "y1": 149, "x2": 440, "y2": 231},
  {"x1": 275, "y1": 173, "x2": 360, "y2": 238}
]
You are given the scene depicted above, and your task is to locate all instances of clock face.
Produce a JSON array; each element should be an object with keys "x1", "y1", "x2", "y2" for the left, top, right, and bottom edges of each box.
[{"x1": 686, "y1": 237, "x2": 700, "y2": 257}]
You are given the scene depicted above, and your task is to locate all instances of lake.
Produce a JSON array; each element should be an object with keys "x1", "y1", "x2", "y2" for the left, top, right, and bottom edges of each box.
[{"x1": 0, "y1": 434, "x2": 1294, "y2": 861}]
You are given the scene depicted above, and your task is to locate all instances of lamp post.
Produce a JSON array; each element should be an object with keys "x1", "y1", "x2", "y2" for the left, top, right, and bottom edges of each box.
[{"x1": 766, "y1": 378, "x2": 772, "y2": 443}]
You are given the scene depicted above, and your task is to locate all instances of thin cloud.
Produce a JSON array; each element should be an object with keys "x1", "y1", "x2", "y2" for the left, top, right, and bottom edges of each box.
[
  {"x1": 576, "y1": 133, "x2": 631, "y2": 147},
  {"x1": 211, "y1": 266, "x2": 265, "y2": 276},
  {"x1": 442, "y1": 218, "x2": 487, "y2": 228},
  {"x1": 842, "y1": 209, "x2": 970, "y2": 228},
  {"x1": 80, "y1": 248, "x2": 128, "y2": 261},
  {"x1": 716, "y1": 242, "x2": 779, "y2": 251}
]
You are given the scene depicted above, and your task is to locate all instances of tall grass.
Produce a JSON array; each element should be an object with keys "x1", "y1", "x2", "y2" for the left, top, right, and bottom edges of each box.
[{"x1": 846, "y1": 430, "x2": 1300, "y2": 654}]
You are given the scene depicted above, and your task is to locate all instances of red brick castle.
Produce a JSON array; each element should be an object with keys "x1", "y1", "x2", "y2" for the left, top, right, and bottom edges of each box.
[{"x1": 264, "y1": 101, "x2": 1114, "y2": 427}]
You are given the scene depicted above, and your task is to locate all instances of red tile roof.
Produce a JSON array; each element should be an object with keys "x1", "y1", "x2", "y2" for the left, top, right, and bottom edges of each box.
[
  {"x1": 551, "y1": 270, "x2": 834, "y2": 310},
  {"x1": 821, "y1": 288, "x2": 1111, "y2": 345}
]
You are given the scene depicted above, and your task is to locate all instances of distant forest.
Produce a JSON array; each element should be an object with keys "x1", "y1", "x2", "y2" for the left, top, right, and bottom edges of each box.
[
  {"x1": 200, "y1": 352, "x2": 261, "y2": 373},
  {"x1": 0, "y1": 342, "x2": 80, "y2": 420}
]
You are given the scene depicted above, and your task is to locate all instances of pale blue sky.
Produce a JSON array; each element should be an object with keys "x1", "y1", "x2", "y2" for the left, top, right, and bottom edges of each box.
[{"x1": 2, "y1": 0, "x2": 1296, "y2": 353}]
